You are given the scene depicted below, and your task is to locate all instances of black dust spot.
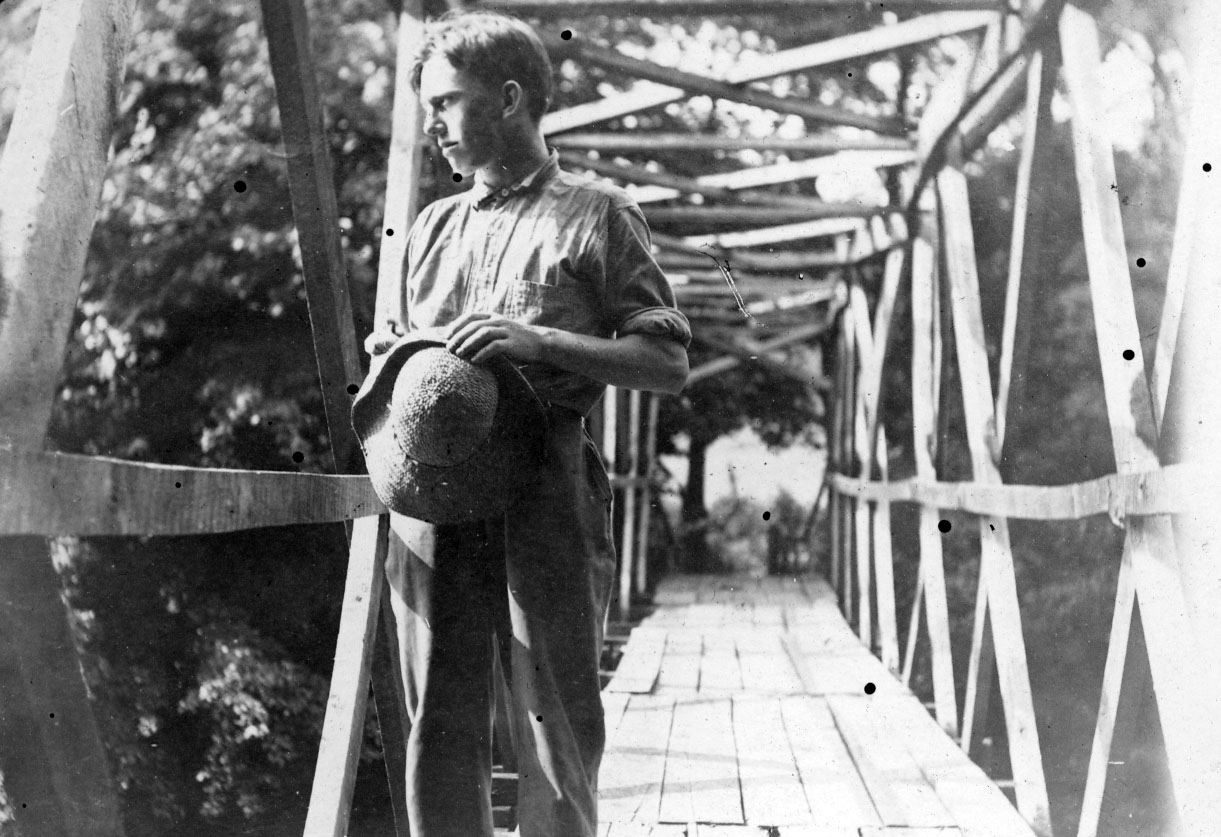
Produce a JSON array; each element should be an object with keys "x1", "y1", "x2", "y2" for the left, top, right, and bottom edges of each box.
[
  {"x1": 347, "y1": 383, "x2": 360, "y2": 395},
  {"x1": 292, "y1": 451, "x2": 305, "y2": 464},
  {"x1": 864, "y1": 682, "x2": 876, "y2": 695},
  {"x1": 561, "y1": 29, "x2": 572, "y2": 40},
  {"x1": 536, "y1": 714, "x2": 543, "y2": 723},
  {"x1": 1136, "y1": 257, "x2": 1146, "y2": 268},
  {"x1": 938, "y1": 519, "x2": 951, "y2": 533},
  {"x1": 234, "y1": 180, "x2": 247, "y2": 193},
  {"x1": 763, "y1": 511, "x2": 771, "y2": 521},
  {"x1": 1205, "y1": 162, "x2": 1212, "y2": 172},
  {"x1": 1123, "y1": 349, "x2": 1135, "y2": 361},
  {"x1": 452, "y1": 172, "x2": 463, "y2": 183},
  {"x1": 49, "y1": 712, "x2": 55, "y2": 719},
  {"x1": 174, "y1": 482, "x2": 182, "y2": 489},
  {"x1": 385, "y1": 228, "x2": 394, "y2": 236}
]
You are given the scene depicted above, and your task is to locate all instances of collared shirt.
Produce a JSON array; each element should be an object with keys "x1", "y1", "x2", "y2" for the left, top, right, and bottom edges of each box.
[{"x1": 397, "y1": 151, "x2": 692, "y2": 415}]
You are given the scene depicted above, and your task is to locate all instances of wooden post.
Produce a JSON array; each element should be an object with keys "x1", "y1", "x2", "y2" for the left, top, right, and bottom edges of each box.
[
  {"x1": 260, "y1": 2, "x2": 409, "y2": 831},
  {"x1": 619, "y1": 389, "x2": 642, "y2": 621},
  {"x1": 375, "y1": 0, "x2": 426, "y2": 326},
  {"x1": 939, "y1": 167, "x2": 1050, "y2": 835},
  {"x1": 635, "y1": 393, "x2": 661, "y2": 597},
  {"x1": 909, "y1": 225, "x2": 958, "y2": 736},
  {"x1": 0, "y1": 1, "x2": 137, "y2": 833}
]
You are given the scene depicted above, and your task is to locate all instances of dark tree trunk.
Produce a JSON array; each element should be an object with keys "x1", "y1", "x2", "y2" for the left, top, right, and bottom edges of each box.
[{"x1": 680, "y1": 436, "x2": 712, "y2": 572}]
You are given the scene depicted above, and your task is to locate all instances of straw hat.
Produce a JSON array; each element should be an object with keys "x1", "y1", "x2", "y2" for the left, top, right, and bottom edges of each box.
[{"x1": 351, "y1": 331, "x2": 547, "y2": 524}]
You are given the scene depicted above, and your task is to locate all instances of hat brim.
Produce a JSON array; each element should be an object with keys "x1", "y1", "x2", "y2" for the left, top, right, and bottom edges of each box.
[{"x1": 351, "y1": 332, "x2": 547, "y2": 524}]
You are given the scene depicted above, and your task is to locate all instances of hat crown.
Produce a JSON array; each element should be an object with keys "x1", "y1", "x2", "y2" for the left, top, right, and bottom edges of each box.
[{"x1": 390, "y1": 348, "x2": 498, "y2": 467}]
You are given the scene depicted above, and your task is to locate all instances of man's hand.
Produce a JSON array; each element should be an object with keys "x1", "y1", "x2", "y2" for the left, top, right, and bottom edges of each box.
[
  {"x1": 365, "y1": 320, "x2": 404, "y2": 357},
  {"x1": 446, "y1": 313, "x2": 546, "y2": 364}
]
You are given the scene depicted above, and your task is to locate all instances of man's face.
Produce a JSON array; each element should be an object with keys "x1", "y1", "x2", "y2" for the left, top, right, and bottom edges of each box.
[{"x1": 420, "y1": 56, "x2": 503, "y2": 177}]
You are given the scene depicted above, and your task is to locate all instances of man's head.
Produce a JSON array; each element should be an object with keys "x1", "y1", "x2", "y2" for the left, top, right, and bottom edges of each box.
[{"x1": 411, "y1": 12, "x2": 552, "y2": 176}]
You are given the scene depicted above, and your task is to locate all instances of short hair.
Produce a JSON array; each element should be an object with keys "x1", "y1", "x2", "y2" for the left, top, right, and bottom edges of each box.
[{"x1": 410, "y1": 11, "x2": 553, "y2": 123}]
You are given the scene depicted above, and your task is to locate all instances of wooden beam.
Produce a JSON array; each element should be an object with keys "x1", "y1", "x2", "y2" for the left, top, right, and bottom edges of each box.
[
  {"x1": 690, "y1": 332, "x2": 824, "y2": 386},
  {"x1": 303, "y1": 515, "x2": 391, "y2": 837},
  {"x1": 684, "y1": 217, "x2": 867, "y2": 249},
  {"x1": 634, "y1": 393, "x2": 660, "y2": 597},
  {"x1": 261, "y1": 0, "x2": 364, "y2": 475},
  {"x1": 541, "y1": 11, "x2": 998, "y2": 135},
  {"x1": 558, "y1": 151, "x2": 835, "y2": 211},
  {"x1": 618, "y1": 389, "x2": 642, "y2": 620},
  {"x1": 646, "y1": 204, "x2": 887, "y2": 228},
  {"x1": 484, "y1": 0, "x2": 1003, "y2": 12},
  {"x1": 551, "y1": 133, "x2": 913, "y2": 153},
  {"x1": 0, "y1": 450, "x2": 385, "y2": 536},
  {"x1": 685, "y1": 322, "x2": 830, "y2": 386},
  {"x1": 544, "y1": 33, "x2": 905, "y2": 134},
  {"x1": 940, "y1": 167, "x2": 1050, "y2": 835},
  {"x1": 0, "y1": 1, "x2": 137, "y2": 833},
  {"x1": 262, "y1": 4, "x2": 411, "y2": 832},
  {"x1": 627, "y1": 150, "x2": 918, "y2": 204},
  {"x1": 0, "y1": 0, "x2": 136, "y2": 449},
  {"x1": 828, "y1": 461, "x2": 1213, "y2": 520},
  {"x1": 376, "y1": 0, "x2": 426, "y2": 326}
]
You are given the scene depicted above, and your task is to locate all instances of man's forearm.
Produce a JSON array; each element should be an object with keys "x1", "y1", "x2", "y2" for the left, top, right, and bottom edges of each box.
[{"x1": 537, "y1": 329, "x2": 688, "y2": 395}]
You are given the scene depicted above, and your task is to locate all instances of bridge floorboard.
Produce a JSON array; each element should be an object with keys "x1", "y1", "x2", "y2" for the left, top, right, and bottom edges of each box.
[{"x1": 590, "y1": 574, "x2": 1035, "y2": 837}]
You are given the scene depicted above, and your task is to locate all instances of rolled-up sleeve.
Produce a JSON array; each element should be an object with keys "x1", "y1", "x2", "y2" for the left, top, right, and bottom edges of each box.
[{"x1": 603, "y1": 202, "x2": 692, "y2": 348}]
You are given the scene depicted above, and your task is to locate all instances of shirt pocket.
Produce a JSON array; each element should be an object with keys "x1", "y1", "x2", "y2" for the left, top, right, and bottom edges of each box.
[{"x1": 501, "y1": 278, "x2": 581, "y2": 325}]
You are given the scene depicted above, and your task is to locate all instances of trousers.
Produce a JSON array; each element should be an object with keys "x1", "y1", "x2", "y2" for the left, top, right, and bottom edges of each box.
[{"x1": 384, "y1": 407, "x2": 617, "y2": 836}]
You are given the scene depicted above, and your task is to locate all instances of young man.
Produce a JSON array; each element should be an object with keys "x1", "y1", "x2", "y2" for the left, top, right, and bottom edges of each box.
[{"x1": 366, "y1": 11, "x2": 690, "y2": 836}]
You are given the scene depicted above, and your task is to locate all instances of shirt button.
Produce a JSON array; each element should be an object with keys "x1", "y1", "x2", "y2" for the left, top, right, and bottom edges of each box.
[{"x1": 500, "y1": 189, "x2": 509, "y2": 197}]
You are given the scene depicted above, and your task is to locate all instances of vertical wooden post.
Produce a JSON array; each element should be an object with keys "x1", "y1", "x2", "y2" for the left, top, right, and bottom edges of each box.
[
  {"x1": 940, "y1": 167, "x2": 1050, "y2": 835},
  {"x1": 908, "y1": 224, "x2": 958, "y2": 736},
  {"x1": 259, "y1": 2, "x2": 408, "y2": 831},
  {"x1": 619, "y1": 389, "x2": 641, "y2": 621},
  {"x1": 0, "y1": 1, "x2": 137, "y2": 834},
  {"x1": 375, "y1": 0, "x2": 426, "y2": 327},
  {"x1": 635, "y1": 393, "x2": 660, "y2": 597}
]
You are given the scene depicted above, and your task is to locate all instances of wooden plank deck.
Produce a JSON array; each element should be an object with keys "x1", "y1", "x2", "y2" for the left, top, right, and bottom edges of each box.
[{"x1": 596, "y1": 574, "x2": 1036, "y2": 837}]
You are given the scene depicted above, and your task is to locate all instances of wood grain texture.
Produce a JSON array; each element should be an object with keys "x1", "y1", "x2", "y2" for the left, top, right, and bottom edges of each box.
[
  {"x1": 303, "y1": 515, "x2": 390, "y2": 837},
  {"x1": 0, "y1": 449, "x2": 385, "y2": 536},
  {"x1": 0, "y1": 0, "x2": 138, "y2": 450},
  {"x1": 260, "y1": 0, "x2": 363, "y2": 474}
]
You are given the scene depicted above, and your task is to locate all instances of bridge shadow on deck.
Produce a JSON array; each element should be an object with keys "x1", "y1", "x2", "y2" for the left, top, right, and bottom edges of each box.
[{"x1": 591, "y1": 574, "x2": 1036, "y2": 837}]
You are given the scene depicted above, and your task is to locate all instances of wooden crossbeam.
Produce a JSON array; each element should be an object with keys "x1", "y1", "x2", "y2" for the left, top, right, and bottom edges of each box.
[
  {"x1": 646, "y1": 205, "x2": 886, "y2": 228},
  {"x1": 686, "y1": 322, "x2": 830, "y2": 386},
  {"x1": 0, "y1": 2, "x2": 138, "y2": 833},
  {"x1": 684, "y1": 217, "x2": 866, "y2": 249},
  {"x1": 551, "y1": 133, "x2": 913, "y2": 153},
  {"x1": 0, "y1": 450, "x2": 385, "y2": 536},
  {"x1": 691, "y1": 332, "x2": 824, "y2": 387},
  {"x1": 544, "y1": 33, "x2": 904, "y2": 134},
  {"x1": 827, "y1": 461, "x2": 1213, "y2": 520},
  {"x1": 483, "y1": 0, "x2": 1003, "y2": 12},
  {"x1": 541, "y1": 12, "x2": 997, "y2": 135},
  {"x1": 629, "y1": 151, "x2": 918, "y2": 204},
  {"x1": 559, "y1": 151, "x2": 834, "y2": 211}
]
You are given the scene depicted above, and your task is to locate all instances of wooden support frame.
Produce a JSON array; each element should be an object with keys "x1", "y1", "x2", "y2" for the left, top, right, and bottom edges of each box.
[
  {"x1": 544, "y1": 32, "x2": 904, "y2": 134},
  {"x1": 938, "y1": 167, "x2": 1050, "y2": 835},
  {"x1": 686, "y1": 322, "x2": 830, "y2": 386},
  {"x1": 619, "y1": 389, "x2": 643, "y2": 621},
  {"x1": 260, "y1": 2, "x2": 410, "y2": 831},
  {"x1": 550, "y1": 133, "x2": 913, "y2": 153},
  {"x1": 541, "y1": 11, "x2": 997, "y2": 135},
  {"x1": 0, "y1": 1, "x2": 139, "y2": 833},
  {"x1": 1059, "y1": 8, "x2": 1221, "y2": 835}
]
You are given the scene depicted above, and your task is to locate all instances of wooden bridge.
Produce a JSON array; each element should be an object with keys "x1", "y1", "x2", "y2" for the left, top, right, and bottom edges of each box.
[
  {"x1": 594, "y1": 573, "x2": 1035, "y2": 837},
  {"x1": 1, "y1": 1, "x2": 1220, "y2": 836}
]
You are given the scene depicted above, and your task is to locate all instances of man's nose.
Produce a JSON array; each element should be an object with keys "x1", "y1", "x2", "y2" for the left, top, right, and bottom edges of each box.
[{"x1": 424, "y1": 112, "x2": 444, "y2": 137}]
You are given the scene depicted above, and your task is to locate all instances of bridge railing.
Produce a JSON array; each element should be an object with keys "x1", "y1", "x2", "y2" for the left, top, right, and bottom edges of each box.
[{"x1": 825, "y1": 4, "x2": 1221, "y2": 836}]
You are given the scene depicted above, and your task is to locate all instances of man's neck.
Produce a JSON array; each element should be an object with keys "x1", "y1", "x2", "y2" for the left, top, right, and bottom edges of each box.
[{"x1": 477, "y1": 130, "x2": 549, "y2": 191}]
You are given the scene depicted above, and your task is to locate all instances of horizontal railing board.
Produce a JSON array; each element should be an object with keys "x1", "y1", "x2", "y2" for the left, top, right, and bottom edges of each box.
[
  {"x1": 828, "y1": 462, "x2": 1206, "y2": 521},
  {"x1": 0, "y1": 450, "x2": 386, "y2": 537}
]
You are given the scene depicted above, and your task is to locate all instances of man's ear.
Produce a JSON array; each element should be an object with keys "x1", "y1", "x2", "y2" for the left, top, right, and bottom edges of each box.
[{"x1": 501, "y1": 80, "x2": 525, "y2": 119}]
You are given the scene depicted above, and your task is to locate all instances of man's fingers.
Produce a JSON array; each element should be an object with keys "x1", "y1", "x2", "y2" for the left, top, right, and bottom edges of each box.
[
  {"x1": 445, "y1": 311, "x2": 492, "y2": 338},
  {"x1": 450, "y1": 324, "x2": 506, "y2": 361}
]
